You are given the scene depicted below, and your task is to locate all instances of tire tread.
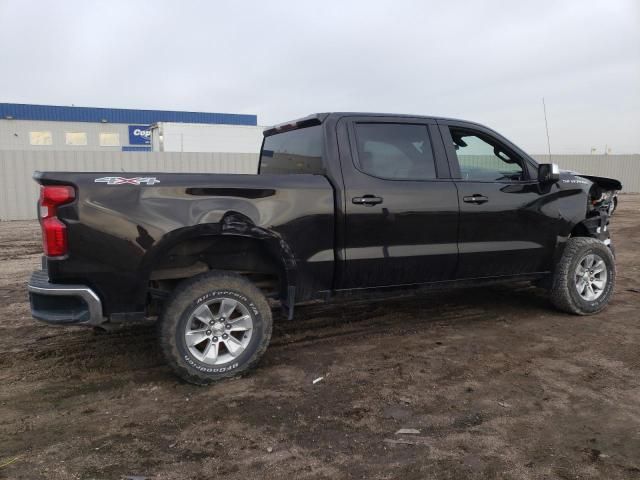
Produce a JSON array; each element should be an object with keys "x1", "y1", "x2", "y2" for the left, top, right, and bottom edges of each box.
[
  {"x1": 158, "y1": 271, "x2": 272, "y2": 385},
  {"x1": 550, "y1": 237, "x2": 615, "y2": 315}
]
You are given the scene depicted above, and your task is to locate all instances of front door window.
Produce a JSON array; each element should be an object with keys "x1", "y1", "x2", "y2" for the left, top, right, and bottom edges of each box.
[{"x1": 450, "y1": 128, "x2": 525, "y2": 182}]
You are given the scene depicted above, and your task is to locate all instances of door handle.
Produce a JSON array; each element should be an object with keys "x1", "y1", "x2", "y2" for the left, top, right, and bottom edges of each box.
[
  {"x1": 463, "y1": 194, "x2": 488, "y2": 204},
  {"x1": 352, "y1": 195, "x2": 383, "y2": 206}
]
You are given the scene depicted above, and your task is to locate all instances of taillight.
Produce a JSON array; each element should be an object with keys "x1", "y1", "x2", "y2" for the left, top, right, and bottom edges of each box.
[{"x1": 38, "y1": 185, "x2": 75, "y2": 256}]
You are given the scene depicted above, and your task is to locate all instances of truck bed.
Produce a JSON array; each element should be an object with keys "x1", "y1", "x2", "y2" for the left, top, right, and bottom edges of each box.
[{"x1": 34, "y1": 171, "x2": 335, "y2": 316}]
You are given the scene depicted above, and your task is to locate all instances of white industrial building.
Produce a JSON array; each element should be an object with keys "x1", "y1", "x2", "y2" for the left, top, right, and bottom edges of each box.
[
  {"x1": 151, "y1": 122, "x2": 264, "y2": 153},
  {"x1": 0, "y1": 103, "x2": 267, "y2": 221},
  {"x1": 0, "y1": 103, "x2": 259, "y2": 152}
]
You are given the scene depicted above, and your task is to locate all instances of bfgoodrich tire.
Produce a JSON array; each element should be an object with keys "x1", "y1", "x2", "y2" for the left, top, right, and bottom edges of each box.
[
  {"x1": 159, "y1": 271, "x2": 272, "y2": 385},
  {"x1": 550, "y1": 237, "x2": 616, "y2": 315}
]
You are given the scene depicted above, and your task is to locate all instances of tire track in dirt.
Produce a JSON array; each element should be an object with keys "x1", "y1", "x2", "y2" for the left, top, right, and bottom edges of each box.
[{"x1": 1, "y1": 283, "x2": 542, "y2": 380}]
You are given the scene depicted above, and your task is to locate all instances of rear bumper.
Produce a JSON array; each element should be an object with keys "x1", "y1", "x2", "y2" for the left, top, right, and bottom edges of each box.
[{"x1": 27, "y1": 270, "x2": 105, "y2": 326}]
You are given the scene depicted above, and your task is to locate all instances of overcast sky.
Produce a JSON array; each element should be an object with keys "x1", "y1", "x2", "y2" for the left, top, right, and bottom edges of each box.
[{"x1": 0, "y1": 0, "x2": 638, "y2": 153}]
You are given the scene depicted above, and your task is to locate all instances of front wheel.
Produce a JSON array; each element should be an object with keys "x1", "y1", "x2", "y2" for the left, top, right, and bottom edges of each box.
[
  {"x1": 550, "y1": 237, "x2": 616, "y2": 315},
  {"x1": 159, "y1": 271, "x2": 272, "y2": 385}
]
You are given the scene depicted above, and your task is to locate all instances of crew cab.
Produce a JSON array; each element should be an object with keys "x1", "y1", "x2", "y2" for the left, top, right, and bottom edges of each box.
[{"x1": 28, "y1": 113, "x2": 622, "y2": 384}]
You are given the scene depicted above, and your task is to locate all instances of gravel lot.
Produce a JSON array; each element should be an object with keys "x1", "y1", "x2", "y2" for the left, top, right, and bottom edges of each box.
[{"x1": 1, "y1": 196, "x2": 639, "y2": 479}]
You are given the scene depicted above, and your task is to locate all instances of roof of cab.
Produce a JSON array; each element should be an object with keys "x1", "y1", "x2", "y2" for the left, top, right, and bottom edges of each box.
[{"x1": 263, "y1": 112, "x2": 485, "y2": 136}]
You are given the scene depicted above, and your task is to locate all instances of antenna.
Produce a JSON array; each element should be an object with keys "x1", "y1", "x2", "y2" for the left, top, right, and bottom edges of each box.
[{"x1": 542, "y1": 97, "x2": 552, "y2": 162}]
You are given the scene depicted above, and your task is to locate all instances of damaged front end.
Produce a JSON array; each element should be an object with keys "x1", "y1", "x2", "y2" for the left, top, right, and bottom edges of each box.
[
  {"x1": 572, "y1": 173, "x2": 622, "y2": 246},
  {"x1": 582, "y1": 175, "x2": 621, "y2": 216}
]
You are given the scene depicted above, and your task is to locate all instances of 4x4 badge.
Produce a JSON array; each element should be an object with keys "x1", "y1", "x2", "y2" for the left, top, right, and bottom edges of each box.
[{"x1": 94, "y1": 177, "x2": 160, "y2": 186}]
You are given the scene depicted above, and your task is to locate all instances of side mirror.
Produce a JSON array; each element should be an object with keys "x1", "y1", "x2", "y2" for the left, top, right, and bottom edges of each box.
[{"x1": 538, "y1": 163, "x2": 560, "y2": 183}]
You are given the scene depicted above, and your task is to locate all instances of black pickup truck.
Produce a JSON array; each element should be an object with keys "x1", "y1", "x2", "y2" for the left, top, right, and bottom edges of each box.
[{"x1": 28, "y1": 113, "x2": 622, "y2": 384}]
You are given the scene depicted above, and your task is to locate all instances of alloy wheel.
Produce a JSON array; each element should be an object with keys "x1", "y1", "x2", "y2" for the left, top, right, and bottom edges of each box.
[
  {"x1": 184, "y1": 297, "x2": 253, "y2": 365},
  {"x1": 574, "y1": 253, "x2": 608, "y2": 301}
]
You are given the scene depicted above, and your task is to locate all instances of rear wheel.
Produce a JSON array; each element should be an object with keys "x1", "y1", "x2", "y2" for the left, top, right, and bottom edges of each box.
[
  {"x1": 159, "y1": 271, "x2": 272, "y2": 385},
  {"x1": 550, "y1": 237, "x2": 615, "y2": 315}
]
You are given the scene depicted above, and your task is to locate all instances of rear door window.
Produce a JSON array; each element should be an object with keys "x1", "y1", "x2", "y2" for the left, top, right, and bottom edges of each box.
[
  {"x1": 353, "y1": 123, "x2": 437, "y2": 180},
  {"x1": 259, "y1": 125, "x2": 324, "y2": 174}
]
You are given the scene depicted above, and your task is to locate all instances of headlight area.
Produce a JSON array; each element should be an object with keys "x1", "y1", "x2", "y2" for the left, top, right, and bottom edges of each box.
[{"x1": 588, "y1": 186, "x2": 614, "y2": 213}]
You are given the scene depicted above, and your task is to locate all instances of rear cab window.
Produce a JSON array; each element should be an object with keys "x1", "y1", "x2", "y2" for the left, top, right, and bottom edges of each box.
[{"x1": 259, "y1": 125, "x2": 324, "y2": 174}]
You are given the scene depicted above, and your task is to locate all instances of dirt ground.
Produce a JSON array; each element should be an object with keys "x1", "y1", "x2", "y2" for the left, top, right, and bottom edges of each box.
[{"x1": 1, "y1": 197, "x2": 639, "y2": 480}]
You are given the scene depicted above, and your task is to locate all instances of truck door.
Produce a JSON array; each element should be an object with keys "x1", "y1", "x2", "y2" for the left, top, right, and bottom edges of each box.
[
  {"x1": 336, "y1": 116, "x2": 459, "y2": 289},
  {"x1": 438, "y1": 120, "x2": 559, "y2": 278}
]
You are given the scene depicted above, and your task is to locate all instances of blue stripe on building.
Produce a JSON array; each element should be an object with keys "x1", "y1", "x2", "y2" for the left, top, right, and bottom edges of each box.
[
  {"x1": 122, "y1": 146, "x2": 152, "y2": 152},
  {"x1": 0, "y1": 103, "x2": 257, "y2": 126}
]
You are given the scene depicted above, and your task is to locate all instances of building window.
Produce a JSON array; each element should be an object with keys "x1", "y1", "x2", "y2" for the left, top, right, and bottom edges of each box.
[
  {"x1": 99, "y1": 132, "x2": 120, "y2": 147},
  {"x1": 29, "y1": 131, "x2": 53, "y2": 146},
  {"x1": 65, "y1": 132, "x2": 88, "y2": 146}
]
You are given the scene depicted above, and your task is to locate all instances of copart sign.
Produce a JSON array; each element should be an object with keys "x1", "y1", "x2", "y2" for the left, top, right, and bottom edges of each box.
[{"x1": 128, "y1": 125, "x2": 151, "y2": 145}]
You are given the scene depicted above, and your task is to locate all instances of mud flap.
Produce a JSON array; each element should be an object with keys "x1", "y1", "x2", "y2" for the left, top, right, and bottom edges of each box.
[
  {"x1": 281, "y1": 285, "x2": 296, "y2": 320},
  {"x1": 581, "y1": 211, "x2": 611, "y2": 243}
]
